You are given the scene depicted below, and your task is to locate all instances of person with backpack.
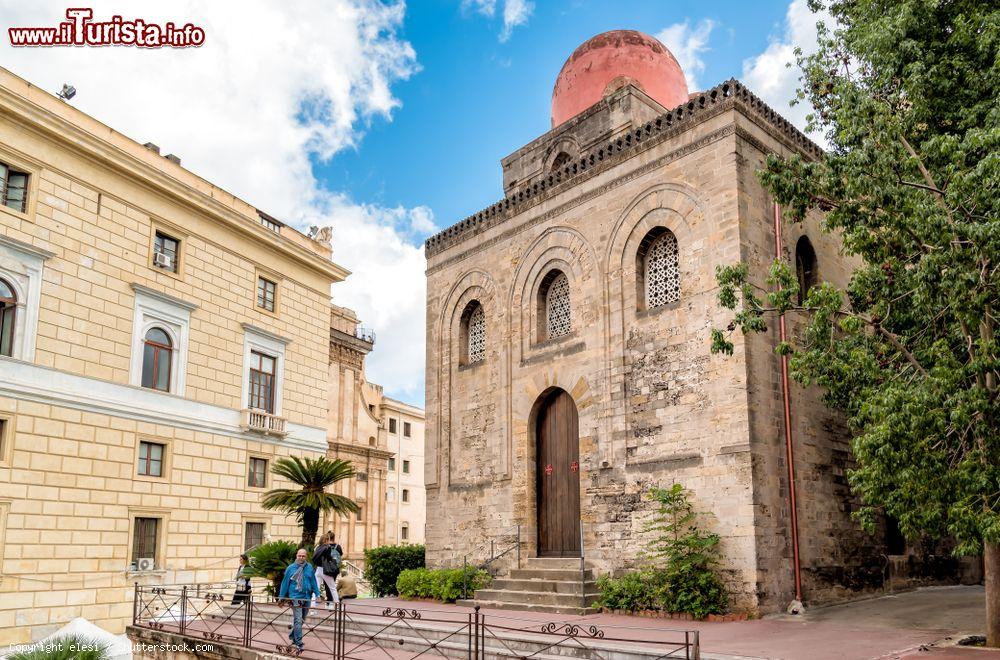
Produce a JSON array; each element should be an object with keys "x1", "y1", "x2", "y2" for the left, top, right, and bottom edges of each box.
[{"x1": 312, "y1": 531, "x2": 343, "y2": 607}]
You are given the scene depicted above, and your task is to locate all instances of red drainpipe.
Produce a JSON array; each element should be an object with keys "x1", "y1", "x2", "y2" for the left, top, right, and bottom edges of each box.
[{"x1": 774, "y1": 201, "x2": 803, "y2": 603}]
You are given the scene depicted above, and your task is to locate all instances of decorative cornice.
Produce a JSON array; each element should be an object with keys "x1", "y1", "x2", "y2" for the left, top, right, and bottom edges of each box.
[
  {"x1": 425, "y1": 79, "x2": 823, "y2": 258},
  {"x1": 0, "y1": 234, "x2": 56, "y2": 260},
  {"x1": 241, "y1": 322, "x2": 292, "y2": 346},
  {"x1": 426, "y1": 123, "x2": 736, "y2": 276},
  {"x1": 130, "y1": 283, "x2": 199, "y2": 312},
  {"x1": 0, "y1": 75, "x2": 348, "y2": 283},
  {"x1": 0, "y1": 356, "x2": 327, "y2": 452}
]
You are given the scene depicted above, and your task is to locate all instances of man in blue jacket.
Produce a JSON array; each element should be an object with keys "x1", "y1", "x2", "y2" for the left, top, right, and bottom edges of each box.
[{"x1": 279, "y1": 548, "x2": 323, "y2": 651}]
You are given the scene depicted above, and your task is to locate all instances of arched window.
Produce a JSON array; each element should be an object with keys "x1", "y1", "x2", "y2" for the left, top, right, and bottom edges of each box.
[
  {"x1": 539, "y1": 270, "x2": 571, "y2": 340},
  {"x1": 637, "y1": 228, "x2": 680, "y2": 310},
  {"x1": 141, "y1": 327, "x2": 172, "y2": 392},
  {"x1": 460, "y1": 301, "x2": 486, "y2": 365},
  {"x1": 0, "y1": 278, "x2": 15, "y2": 357},
  {"x1": 795, "y1": 236, "x2": 818, "y2": 305},
  {"x1": 401, "y1": 523, "x2": 409, "y2": 541},
  {"x1": 550, "y1": 151, "x2": 572, "y2": 172}
]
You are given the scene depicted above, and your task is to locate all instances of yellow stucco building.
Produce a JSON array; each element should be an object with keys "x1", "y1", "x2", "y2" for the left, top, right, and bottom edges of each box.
[{"x1": 0, "y1": 67, "x2": 350, "y2": 643}]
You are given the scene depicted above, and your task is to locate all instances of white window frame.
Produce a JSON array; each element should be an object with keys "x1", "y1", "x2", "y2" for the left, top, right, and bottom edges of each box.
[
  {"x1": 129, "y1": 284, "x2": 196, "y2": 395},
  {"x1": 0, "y1": 235, "x2": 52, "y2": 362},
  {"x1": 240, "y1": 323, "x2": 290, "y2": 416}
]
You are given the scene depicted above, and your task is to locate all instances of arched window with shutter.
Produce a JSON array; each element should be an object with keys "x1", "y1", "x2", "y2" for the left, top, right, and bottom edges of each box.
[
  {"x1": 459, "y1": 300, "x2": 486, "y2": 365},
  {"x1": 636, "y1": 228, "x2": 680, "y2": 310},
  {"x1": 0, "y1": 278, "x2": 16, "y2": 357},
  {"x1": 538, "y1": 270, "x2": 571, "y2": 340},
  {"x1": 141, "y1": 327, "x2": 173, "y2": 392}
]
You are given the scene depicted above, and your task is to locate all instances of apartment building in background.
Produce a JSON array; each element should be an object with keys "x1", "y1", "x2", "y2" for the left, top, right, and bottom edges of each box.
[
  {"x1": 0, "y1": 67, "x2": 349, "y2": 643},
  {"x1": 325, "y1": 304, "x2": 426, "y2": 561},
  {"x1": 383, "y1": 399, "x2": 426, "y2": 546}
]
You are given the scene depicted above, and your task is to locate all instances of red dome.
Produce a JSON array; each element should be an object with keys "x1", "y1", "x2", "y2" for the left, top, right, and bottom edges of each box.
[{"x1": 551, "y1": 30, "x2": 689, "y2": 127}]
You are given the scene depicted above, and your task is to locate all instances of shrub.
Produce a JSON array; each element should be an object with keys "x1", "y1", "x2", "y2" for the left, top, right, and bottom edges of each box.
[
  {"x1": 245, "y1": 540, "x2": 299, "y2": 595},
  {"x1": 647, "y1": 484, "x2": 727, "y2": 618},
  {"x1": 364, "y1": 544, "x2": 425, "y2": 596},
  {"x1": 596, "y1": 570, "x2": 666, "y2": 612},
  {"x1": 9, "y1": 635, "x2": 109, "y2": 660},
  {"x1": 396, "y1": 567, "x2": 490, "y2": 603},
  {"x1": 597, "y1": 484, "x2": 728, "y2": 618}
]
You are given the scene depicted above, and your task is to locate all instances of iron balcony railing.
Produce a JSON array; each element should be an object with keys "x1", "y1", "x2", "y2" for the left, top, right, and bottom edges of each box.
[{"x1": 354, "y1": 326, "x2": 375, "y2": 344}]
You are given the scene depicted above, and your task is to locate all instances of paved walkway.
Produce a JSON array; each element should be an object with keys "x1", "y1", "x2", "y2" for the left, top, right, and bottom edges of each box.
[{"x1": 369, "y1": 585, "x2": 996, "y2": 660}]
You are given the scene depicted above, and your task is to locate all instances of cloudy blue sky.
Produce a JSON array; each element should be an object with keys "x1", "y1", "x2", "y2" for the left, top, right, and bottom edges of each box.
[{"x1": 0, "y1": 0, "x2": 827, "y2": 406}]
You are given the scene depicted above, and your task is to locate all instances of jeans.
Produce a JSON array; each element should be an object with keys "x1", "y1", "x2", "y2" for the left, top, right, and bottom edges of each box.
[{"x1": 289, "y1": 600, "x2": 310, "y2": 649}]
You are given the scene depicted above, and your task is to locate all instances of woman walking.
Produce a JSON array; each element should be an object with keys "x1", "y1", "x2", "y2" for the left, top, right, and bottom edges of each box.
[
  {"x1": 232, "y1": 553, "x2": 252, "y2": 605},
  {"x1": 312, "y1": 532, "x2": 343, "y2": 607}
]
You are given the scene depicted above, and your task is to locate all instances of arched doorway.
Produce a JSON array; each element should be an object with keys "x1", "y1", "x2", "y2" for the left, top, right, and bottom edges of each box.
[{"x1": 535, "y1": 388, "x2": 580, "y2": 557}]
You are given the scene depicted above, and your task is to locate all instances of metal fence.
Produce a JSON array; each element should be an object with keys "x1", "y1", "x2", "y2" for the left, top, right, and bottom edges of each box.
[{"x1": 132, "y1": 583, "x2": 700, "y2": 659}]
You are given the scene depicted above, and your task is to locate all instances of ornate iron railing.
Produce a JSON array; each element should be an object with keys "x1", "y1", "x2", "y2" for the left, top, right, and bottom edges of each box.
[{"x1": 131, "y1": 582, "x2": 700, "y2": 659}]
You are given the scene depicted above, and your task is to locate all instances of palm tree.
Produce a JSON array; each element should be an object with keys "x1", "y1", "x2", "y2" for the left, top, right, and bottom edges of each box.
[{"x1": 261, "y1": 456, "x2": 359, "y2": 548}]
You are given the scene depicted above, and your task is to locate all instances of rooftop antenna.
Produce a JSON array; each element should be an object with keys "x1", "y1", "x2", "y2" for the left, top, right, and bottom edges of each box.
[{"x1": 56, "y1": 84, "x2": 76, "y2": 101}]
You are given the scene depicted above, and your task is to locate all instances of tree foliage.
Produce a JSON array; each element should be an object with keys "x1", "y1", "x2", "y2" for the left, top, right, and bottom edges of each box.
[
  {"x1": 261, "y1": 456, "x2": 359, "y2": 549},
  {"x1": 245, "y1": 539, "x2": 300, "y2": 595},
  {"x1": 711, "y1": 0, "x2": 999, "y2": 642}
]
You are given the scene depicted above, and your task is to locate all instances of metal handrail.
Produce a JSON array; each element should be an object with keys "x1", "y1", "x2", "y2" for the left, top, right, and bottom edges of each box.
[{"x1": 462, "y1": 524, "x2": 521, "y2": 600}]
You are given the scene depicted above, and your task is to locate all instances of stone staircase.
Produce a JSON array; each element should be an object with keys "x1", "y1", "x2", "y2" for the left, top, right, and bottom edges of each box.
[{"x1": 458, "y1": 557, "x2": 601, "y2": 615}]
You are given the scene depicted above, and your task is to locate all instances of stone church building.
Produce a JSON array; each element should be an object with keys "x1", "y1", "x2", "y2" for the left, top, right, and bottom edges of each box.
[{"x1": 423, "y1": 30, "x2": 952, "y2": 613}]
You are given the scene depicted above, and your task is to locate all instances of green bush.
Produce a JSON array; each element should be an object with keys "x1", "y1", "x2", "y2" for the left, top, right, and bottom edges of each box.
[
  {"x1": 245, "y1": 540, "x2": 299, "y2": 595},
  {"x1": 363, "y1": 544, "x2": 425, "y2": 596},
  {"x1": 396, "y1": 567, "x2": 490, "y2": 603},
  {"x1": 597, "y1": 484, "x2": 728, "y2": 619},
  {"x1": 9, "y1": 635, "x2": 109, "y2": 660},
  {"x1": 596, "y1": 570, "x2": 666, "y2": 612}
]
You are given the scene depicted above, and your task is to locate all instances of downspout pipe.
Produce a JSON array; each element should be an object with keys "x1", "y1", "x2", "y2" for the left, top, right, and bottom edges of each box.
[{"x1": 774, "y1": 201, "x2": 804, "y2": 609}]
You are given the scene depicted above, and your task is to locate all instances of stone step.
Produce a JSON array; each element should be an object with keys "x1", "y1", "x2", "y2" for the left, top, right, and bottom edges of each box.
[
  {"x1": 457, "y1": 598, "x2": 601, "y2": 617},
  {"x1": 491, "y1": 577, "x2": 595, "y2": 594},
  {"x1": 508, "y1": 568, "x2": 596, "y2": 581},
  {"x1": 473, "y1": 588, "x2": 601, "y2": 608},
  {"x1": 521, "y1": 557, "x2": 588, "y2": 570}
]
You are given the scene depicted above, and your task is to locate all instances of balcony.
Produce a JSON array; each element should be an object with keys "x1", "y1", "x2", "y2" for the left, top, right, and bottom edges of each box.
[
  {"x1": 241, "y1": 409, "x2": 287, "y2": 437},
  {"x1": 355, "y1": 326, "x2": 376, "y2": 345}
]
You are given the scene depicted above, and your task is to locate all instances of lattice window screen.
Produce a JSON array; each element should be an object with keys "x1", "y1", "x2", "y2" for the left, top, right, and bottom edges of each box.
[
  {"x1": 645, "y1": 231, "x2": 680, "y2": 308},
  {"x1": 546, "y1": 273, "x2": 572, "y2": 339},
  {"x1": 467, "y1": 304, "x2": 485, "y2": 363}
]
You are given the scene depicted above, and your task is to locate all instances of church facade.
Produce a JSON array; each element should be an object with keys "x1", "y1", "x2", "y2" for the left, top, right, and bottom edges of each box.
[{"x1": 423, "y1": 31, "x2": 952, "y2": 613}]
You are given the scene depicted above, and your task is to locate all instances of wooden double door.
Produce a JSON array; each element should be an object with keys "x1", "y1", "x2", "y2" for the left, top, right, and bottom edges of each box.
[{"x1": 535, "y1": 389, "x2": 581, "y2": 557}]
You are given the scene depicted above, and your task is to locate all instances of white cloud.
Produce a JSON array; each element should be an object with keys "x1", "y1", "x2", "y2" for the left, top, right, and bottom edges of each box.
[
  {"x1": 742, "y1": 0, "x2": 831, "y2": 139},
  {"x1": 656, "y1": 18, "x2": 716, "y2": 91},
  {"x1": 462, "y1": 0, "x2": 533, "y2": 42},
  {"x1": 302, "y1": 195, "x2": 431, "y2": 403},
  {"x1": 500, "y1": 0, "x2": 533, "y2": 42},
  {"x1": 462, "y1": 0, "x2": 496, "y2": 17},
  {"x1": 0, "y1": 0, "x2": 429, "y2": 404}
]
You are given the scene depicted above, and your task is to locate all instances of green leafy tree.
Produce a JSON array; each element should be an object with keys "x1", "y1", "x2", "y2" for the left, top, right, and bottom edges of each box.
[
  {"x1": 261, "y1": 456, "x2": 359, "y2": 549},
  {"x1": 711, "y1": 0, "x2": 999, "y2": 644}
]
